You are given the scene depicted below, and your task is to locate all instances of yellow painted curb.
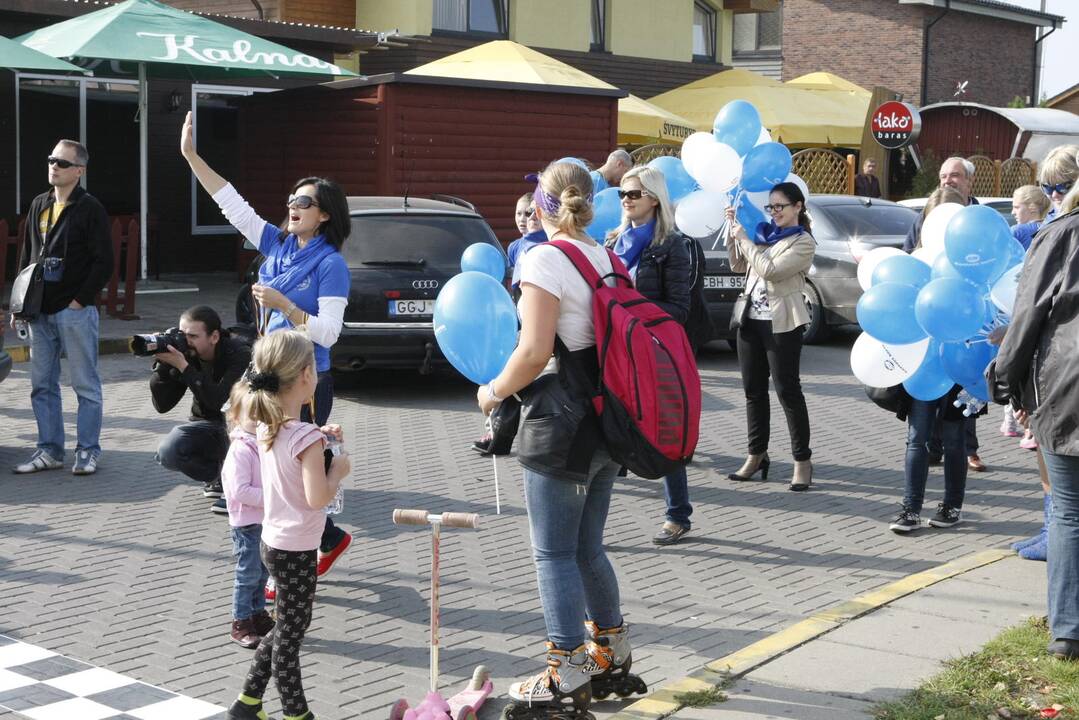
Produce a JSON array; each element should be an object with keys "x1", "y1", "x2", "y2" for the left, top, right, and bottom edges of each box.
[
  {"x1": 608, "y1": 547, "x2": 1013, "y2": 720},
  {"x1": 7, "y1": 338, "x2": 132, "y2": 364}
]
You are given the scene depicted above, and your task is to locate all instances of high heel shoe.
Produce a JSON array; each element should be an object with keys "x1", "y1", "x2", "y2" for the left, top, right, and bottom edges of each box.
[
  {"x1": 729, "y1": 453, "x2": 770, "y2": 482},
  {"x1": 789, "y1": 459, "x2": 812, "y2": 491}
]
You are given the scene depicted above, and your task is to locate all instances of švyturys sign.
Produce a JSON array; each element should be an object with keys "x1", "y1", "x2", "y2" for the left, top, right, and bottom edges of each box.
[{"x1": 871, "y1": 101, "x2": 921, "y2": 150}]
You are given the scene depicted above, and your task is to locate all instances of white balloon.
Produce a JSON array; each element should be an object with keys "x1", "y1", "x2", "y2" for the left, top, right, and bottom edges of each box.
[
  {"x1": 694, "y1": 142, "x2": 743, "y2": 194},
  {"x1": 756, "y1": 127, "x2": 772, "y2": 146},
  {"x1": 857, "y1": 246, "x2": 906, "y2": 291},
  {"x1": 990, "y1": 263, "x2": 1024, "y2": 315},
  {"x1": 744, "y1": 188, "x2": 770, "y2": 213},
  {"x1": 920, "y1": 202, "x2": 964, "y2": 254},
  {"x1": 675, "y1": 190, "x2": 729, "y2": 238},
  {"x1": 910, "y1": 245, "x2": 942, "y2": 266},
  {"x1": 785, "y1": 173, "x2": 810, "y2": 200},
  {"x1": 681, "y1": 132, "x2": 717, "y2": 181},
  {"x1": 850, "y1": 333, "x2": 931, "y2": 388}
]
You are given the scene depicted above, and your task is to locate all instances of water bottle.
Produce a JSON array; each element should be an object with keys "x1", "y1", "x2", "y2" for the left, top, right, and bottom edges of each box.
[
  {"x1": 323, "y1": 436, "x2": 344, "y2": 515},
  {"x1": 953, "y1": 390, "x2": 985, "y2": 417}
]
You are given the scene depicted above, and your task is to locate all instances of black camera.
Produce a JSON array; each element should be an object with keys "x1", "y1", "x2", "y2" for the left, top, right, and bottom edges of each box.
[{"x1": 130, "y1": 328, "x2": 189, "y2": 357}]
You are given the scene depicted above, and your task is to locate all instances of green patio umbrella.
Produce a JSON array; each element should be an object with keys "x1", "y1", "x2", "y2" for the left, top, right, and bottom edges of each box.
[
  {"x1": 0, "y1": 35, "x2": 88, "y2": 73},
  {"x1": 18, "y1": 0, "x2": 358, "y2": 278}
]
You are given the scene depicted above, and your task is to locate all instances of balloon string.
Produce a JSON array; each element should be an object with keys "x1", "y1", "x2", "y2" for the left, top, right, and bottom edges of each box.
[{"x1": 485, "y1": 412, "x2": 501, "y2": 515}]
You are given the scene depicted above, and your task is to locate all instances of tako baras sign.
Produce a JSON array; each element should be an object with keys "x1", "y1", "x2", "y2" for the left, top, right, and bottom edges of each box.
[{"x1": 871, "y1": 101, "x2": 921, "y2": 150}]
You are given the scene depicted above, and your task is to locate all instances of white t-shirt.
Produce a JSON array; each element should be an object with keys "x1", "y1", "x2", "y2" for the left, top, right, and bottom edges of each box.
[{"x1": 518, "y1": 238, "x2": 615, "y2": 352}]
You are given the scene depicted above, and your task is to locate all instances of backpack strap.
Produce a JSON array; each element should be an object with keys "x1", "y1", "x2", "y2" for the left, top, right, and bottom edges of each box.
[{"x1": 548, "y1": 239, "x2": 633, "y2": 290}]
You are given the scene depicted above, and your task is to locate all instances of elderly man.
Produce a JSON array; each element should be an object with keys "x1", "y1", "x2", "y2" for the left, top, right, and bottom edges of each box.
[
  {"x1": 902, "y1": 156, "x2": 987, "y2": 472},
  {"x1": 590, "y1": 149, "x2": 633, "y2": 193},
  {"x1": 854, "y1": 158, "x2": 882, "y2": 198}
]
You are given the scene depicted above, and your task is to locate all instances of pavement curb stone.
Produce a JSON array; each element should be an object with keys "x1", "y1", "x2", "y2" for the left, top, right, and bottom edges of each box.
[
  {"x1": 7, "y1": 337, "x2": 132, "y2": 363},
  {"x1": 608, "y1": 547, "x2": 1013, "y2": 720}
]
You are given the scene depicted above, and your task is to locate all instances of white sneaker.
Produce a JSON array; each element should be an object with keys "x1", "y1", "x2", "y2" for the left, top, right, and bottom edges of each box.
[
  {"x1": 72, "y1": 450, "x2": 98, "y2": 475},
  {"x1": 14, "y1": 450, "x2": 63, "y2": 474}
]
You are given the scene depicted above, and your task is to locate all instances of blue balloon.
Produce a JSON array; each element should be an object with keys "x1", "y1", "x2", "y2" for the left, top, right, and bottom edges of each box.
[
  {"x1": 872, "y1": 254, "x2": 932, "y2": 289},
  {"x1": 712, "y1": 100, "x2": 762, "y2": 156},
  {"x1": 740, "y1": 142, "x2": 793, "y2": 193},
  {"x1": 944, "y1": 205, "x2": 1013, "y2": 285},
  {"x1": 586, "y1": 187, "x2": 622, "y2": 239},
  {"x1": 1006, "y1": 237, "x2": 1026, "y2": 266},
  {"x1": 856, "y1": 282, "x2": 926, "y2": 344},
  {"x1": 461, "y1": 242, "x2": 507, "y2": 281},
  {"x1": 939, "y1": 340, "x2": 997, "y2": 390},
  {"x1": 556, "y1": 156, "x2": 589, "y2": 169},
  {"x1": 648, "y1": 156, "x2": 697, "y2": 202},
  {"x1": 735, "y1": 195, "x2": 766, "y2": 235},
  {"x1": 433, "y1": 272, "x2": 518, "y2": 385},
  {"x1": 903, "y1": 341, "x2": 952, "y2": 401},
  {"x1": 964, "y1": 375, "x2": 991, "y2": 402},
  {"x1": 914, "y1": 278, "x2": 986, "y2": 342},
  {"x1": 930, "y1": 252, "x2": 962, "y2": 280}
]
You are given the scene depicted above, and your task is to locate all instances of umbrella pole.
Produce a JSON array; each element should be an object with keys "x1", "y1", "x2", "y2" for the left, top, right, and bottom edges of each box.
[{"x1": 139, "y1": 62, "x2": 148, "y2": 280}]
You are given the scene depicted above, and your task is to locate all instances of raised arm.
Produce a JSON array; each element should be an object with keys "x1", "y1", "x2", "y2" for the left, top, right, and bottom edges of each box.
[{"x1": 180, "y1": 111, "x2": 227, "y2": 197}]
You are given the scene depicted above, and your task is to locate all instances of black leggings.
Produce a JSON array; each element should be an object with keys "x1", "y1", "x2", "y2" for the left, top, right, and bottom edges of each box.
[
  {"x1": 242, "y1": 543, "x2": 317, "y2": 716},
  {"x1": 300, "y1": 371, "x2": 347, "y2": 553},
  {"x1": 736, "y1": 319, "x2": 812, "y2": 461}
]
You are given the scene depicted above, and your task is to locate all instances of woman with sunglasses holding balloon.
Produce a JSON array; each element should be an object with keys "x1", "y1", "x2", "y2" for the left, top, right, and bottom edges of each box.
[
  {"x1": 723, "y1": 182, "x2": 816, "y2": 491},
  {"x1": 606, "y1": 166, "x2": 696, "y2": 545},
  {"x1": 180, "y1": 111, "x2": 355, "y2": 578}
]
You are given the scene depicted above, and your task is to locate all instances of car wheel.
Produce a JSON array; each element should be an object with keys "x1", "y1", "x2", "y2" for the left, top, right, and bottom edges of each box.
[{"x1": 802, "y1": 282, "x2": 829, "y2": 345}]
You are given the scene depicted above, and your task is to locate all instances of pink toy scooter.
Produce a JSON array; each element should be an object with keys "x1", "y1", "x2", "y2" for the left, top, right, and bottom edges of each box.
[{"x1": 389, "y1": 509, "x2": 493, "y2": 720}]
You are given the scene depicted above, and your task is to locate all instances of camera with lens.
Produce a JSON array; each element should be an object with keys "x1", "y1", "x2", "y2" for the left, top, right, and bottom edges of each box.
[{"x1": 130, "y1": 327, "x2": 189, "y2": 357}]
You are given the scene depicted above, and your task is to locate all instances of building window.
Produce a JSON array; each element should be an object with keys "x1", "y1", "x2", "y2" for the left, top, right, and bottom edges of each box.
[
  {"x1": 733, "y1": 7, "x2": 782, "y2": 54},
  {"x1": 191, "y1": 85, "x2": 277, "y2": 235},
  {"x1": 692, "y1": 2, "x2": 716, "y2": 61},
  {"x1": 433, "y1": 0, "x2": 508, "y2": 36},
  {"x1": 591, "y1": 0, "x2": 606, "y2": 51}
]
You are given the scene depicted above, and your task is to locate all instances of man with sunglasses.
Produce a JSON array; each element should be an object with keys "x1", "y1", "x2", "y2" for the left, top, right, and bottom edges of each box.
[{"x1": 13, "y1": 140, "x2": 112, "y2": 476}]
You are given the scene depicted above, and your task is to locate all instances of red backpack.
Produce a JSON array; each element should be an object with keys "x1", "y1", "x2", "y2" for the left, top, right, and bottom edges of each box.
[{"x1": 549, "y1": 240, "x2": 701, "y2": 479}]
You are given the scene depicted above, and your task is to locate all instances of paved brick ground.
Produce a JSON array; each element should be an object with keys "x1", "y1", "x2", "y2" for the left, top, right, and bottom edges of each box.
[{"x1": 0, "y1": 328, "x2": 1044, "y2": 719}]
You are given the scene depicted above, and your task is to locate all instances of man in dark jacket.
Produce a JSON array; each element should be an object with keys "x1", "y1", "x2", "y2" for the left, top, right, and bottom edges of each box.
[
  {"x1": 854, "y1": 158, "x2": 882, "y2": 198},
  {"x1": 13, "y1": 140, "x2": 113, "y2": 476},
  {"x1": 152, "y1": 305, "x2": 251, "y2": 509},
  {"x1": 989, "y1": 201, "x2": 1079, "y2": 659}
]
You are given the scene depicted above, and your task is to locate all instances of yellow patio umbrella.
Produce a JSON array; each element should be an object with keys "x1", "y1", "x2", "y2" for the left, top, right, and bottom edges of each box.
[
  {"x1": 649, "y1": 69, "x2": 870, "y2": 148},
  {"x1": 786, "y1": 71, "x2": 870, "y2": 96},
  {"x1": 406, "y1": 40, "x2": 618, "y2": 91},
  {"x1": 618, "y1": 94, "x2": 695, "y2": 146}
]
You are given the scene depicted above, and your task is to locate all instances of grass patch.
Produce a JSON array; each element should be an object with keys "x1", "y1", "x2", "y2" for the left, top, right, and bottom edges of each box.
[
  {"x1": 875, "y1": 617, "x2": 1079, "y2": 719},
  {"x1": 675, "y1": 677, "x2": 731, "y2": 708}
]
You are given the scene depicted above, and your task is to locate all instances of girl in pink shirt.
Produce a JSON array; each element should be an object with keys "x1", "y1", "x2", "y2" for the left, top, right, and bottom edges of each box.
[{"x1": 228, "y1": 330, "x2": 350, "y2": 720}]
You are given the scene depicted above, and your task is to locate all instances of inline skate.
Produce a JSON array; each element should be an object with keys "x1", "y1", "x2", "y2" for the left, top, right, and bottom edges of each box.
[
  {"x1": 582, "y1": 621, "x2": 648, "y2": 700},
  {"x1": 501, "y1": 643, "x2": 594, "y2": 720}
]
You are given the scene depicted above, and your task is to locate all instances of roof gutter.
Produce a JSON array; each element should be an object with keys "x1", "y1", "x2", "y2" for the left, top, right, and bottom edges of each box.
[
  {"x1": 921, "y1": 0, "x2": 950, "y2": 106},
  {"x1": 1032, "y1": 20, "x2": 1059, "y2": 106}
]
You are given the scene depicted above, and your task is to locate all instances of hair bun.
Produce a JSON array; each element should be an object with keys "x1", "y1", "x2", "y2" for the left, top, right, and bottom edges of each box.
[
  {"x1": 560, "y1": 185, "x2": 589, "y2": 215},
  {"x1": 245, "y1": 366, "x2": 281, "y2": 393}
]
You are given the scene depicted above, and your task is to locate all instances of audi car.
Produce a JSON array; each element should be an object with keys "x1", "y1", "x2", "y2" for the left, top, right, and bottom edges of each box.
[
  {"x1": 699, "y1": 195, "x2": 919, "y2": 344},
  {"x1": 237, "y1": 195, "x2": 508, "y2": 373}
]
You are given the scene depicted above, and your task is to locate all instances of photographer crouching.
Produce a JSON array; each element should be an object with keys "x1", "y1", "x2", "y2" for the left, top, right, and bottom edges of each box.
[{"x1": 145, "y1": 305, "x2": 251, "y2": 513}]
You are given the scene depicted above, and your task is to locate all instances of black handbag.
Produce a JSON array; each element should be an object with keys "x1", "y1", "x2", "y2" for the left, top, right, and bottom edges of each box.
[
  {"x1": 10, "y1": 262, "x2": 44, "y2": 320},
  {"x1": 729, "y1": 273, "x2": 755, "y2": 332}
]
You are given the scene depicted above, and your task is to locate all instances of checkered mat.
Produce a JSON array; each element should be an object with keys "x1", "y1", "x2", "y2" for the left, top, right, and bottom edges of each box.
[{"x1": 0, "y1": 635, "x2": 226, "y2": 719}]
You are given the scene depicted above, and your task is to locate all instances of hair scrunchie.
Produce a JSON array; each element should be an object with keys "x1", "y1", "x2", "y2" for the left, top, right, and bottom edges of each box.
[{"x1": 244, "y1": 365, "x2": 280, "y2": 393}]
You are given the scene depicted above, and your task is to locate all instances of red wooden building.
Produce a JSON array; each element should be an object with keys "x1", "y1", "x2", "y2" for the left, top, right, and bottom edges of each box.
[
  {"x1": 237, "y1": 73, "x2": 623, "y2": 243},
  {"x1": 915, "y1": 102, "x2": 1079, "y2": 163}
]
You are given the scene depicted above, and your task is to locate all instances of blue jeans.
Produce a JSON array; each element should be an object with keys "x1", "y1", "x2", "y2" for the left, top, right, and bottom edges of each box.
[
  {"x1": 232, "y1": 524, "x2": 269, "y2": 620},
  {"x1": 29, "y1": 305, "x2": 103, "y2": 459},
  {"x1": 156, "y1": 420, "x2": 229, "y2": 483},
  {"x1": 1044, "y1": 449, "x2": 1079, "y2": 641},
  {"x1": 523, "y1": 449, "x2": 623, "y2": 649},
  {"x1": 663, "y1": 465, "x2": 692, "y2": 528},
  {"x1": 904, "y1": 399, "x2": 967, "y2": 514}
]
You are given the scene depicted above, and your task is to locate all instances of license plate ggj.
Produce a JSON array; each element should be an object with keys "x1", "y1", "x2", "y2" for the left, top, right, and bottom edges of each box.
[
  {"x1": 389, "y1": 299, "x2": 433, "y2": 316},
  {"x1": 703, "y1": 275, "x2": 745, "y2": 290}
]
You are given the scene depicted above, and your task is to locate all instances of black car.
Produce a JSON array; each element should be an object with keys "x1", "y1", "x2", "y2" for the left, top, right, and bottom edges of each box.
[
  {"x1": 700, "y1": 195, "x2": 919, "y2": 344},
  {"x1": 237, "y1": 195, "x2": 507, "y2": 373}
]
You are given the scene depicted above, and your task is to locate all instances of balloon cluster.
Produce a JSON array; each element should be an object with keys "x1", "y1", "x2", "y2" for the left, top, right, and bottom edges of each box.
[
  {"x1": 850, "y1": 203, "x2": 1024, "y2": 414},
  {"x1": 433, "y1": 243, "x2": 517, "y2": 384}
]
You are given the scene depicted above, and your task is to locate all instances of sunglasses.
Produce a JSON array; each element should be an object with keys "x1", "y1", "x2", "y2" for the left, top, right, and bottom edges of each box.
[
  {"x1": 524, "y1": 207, "x2": 536, "y2": 217},
  {"x1": 1042, "y1": 181, "x2": 1074, "y2": 196},
  {"x1": 286, "y1": 194, "x2": 319, "y2": 210},
  {"x1": 617, "y1": 189, "x2": 648, "y2": 200},
  {"x1": 764, "y1": 203, "x2": 792, "y2": 213},
  {"x1": 47, "y1": 156, "x2": 83, "y2": 169}
]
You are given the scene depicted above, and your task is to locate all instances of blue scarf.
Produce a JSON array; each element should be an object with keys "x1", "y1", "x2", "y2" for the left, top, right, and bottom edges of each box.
[
  {"x1": 258, "y1": 233, "x2": 336, "y2": 294},
  {"x1": 753, "y1": 221, "x2": 805, "y2": 246},
  {"x1": 612, "y1": 219, "x2": 656, "y2": 272}
]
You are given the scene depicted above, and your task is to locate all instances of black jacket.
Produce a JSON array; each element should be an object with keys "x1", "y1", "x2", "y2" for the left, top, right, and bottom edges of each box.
[
  {"x1": 21, "y1": 185, "x2": 113, "y2": 314},
  {"x1": 989, "y1": 208, "x2": 1079, "y2": 455},
  {"x1": 150, "y1": 333, "x2": 252, "y2": 423},
  {"x1": 632, "y1": 231, "x2": 715, "y2": 349}
]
